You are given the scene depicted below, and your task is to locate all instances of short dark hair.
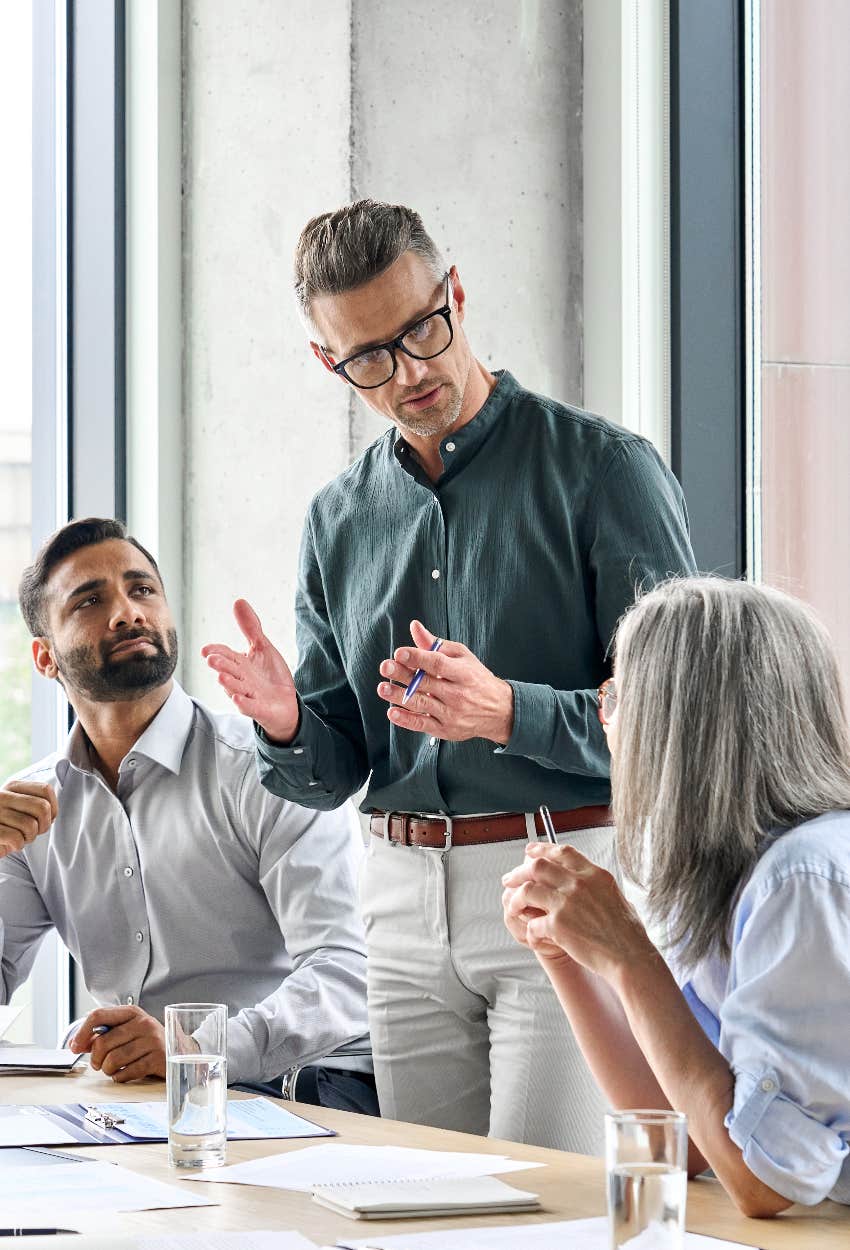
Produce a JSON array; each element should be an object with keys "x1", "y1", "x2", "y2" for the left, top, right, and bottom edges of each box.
[
  {"x1": 293, "y1": 198, "x2": 446, "y2": 326},
  {"x1": 18, "y1": 517, "x2": 163, "y2": 637}
]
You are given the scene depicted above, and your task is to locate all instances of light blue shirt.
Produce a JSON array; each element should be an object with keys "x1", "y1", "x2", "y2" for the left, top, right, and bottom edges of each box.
[{"x1": 680, "y1": 810, "x2": 850, "y2": 1206}]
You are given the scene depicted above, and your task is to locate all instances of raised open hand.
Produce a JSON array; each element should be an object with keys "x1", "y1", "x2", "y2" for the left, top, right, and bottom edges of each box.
[{"x1": 201, "y1": 599, "x2": 299, "y2": 744}]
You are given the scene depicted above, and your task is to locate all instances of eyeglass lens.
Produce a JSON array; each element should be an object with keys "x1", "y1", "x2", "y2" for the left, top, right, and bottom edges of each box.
[{"x1": 344, "y1": 312, "x2": 452, "y2": 388}]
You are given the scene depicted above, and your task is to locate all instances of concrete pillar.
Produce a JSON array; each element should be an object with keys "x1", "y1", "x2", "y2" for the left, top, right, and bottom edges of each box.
[{"x1": 182, "y1": 0, "x2": 582, "y2": 705}]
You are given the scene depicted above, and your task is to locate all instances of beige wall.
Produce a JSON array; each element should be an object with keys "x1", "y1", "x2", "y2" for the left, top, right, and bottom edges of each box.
[{"x1": 760, "y1": 0, "x2": 850, "y2": 684}]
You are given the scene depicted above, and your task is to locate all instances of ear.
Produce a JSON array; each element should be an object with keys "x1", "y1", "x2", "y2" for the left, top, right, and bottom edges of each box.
[
  {"x1": 32, "y1": 636, "x2": 59, "y2": 682},
  {"x1": 448, "y1": 264, "x2": 466, "y2": 324},
  {"x1": 310, "y1": 341, "x2": 347, "y2": 381}
]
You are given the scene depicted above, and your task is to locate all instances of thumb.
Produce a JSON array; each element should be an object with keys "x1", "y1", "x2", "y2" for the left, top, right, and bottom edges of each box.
[
  {"x1": 409, "y1": 619, "x2": 438, "y2": 649},
  {"x1": 233, "y1": 598, "x2": 265, "y2": 647}
]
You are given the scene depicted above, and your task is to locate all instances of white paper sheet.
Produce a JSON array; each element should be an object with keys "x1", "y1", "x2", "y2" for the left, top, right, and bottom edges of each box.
[
  {"x1": 134, "y1": 1235, "x2": 317, "y2": 1249},
  {"x1": 337, "y1": 1218, "x2": 751, "y2": 1250},
  {"x1": 185, "y1": 1143, "x2": 541, "y2": 1192},
  {"x1": 1, "y1": 1159, "x2": 216, "y2": 1218},
  {"x1": 0, "y1": 1105, "x2": 78, "y2": 1146},
  {"x1": 0, "y1": 1002, "x2": 24, "y2": 1036},
  {"x1": 0, "y1": 1045, "x2": 82, "y2": 1070},
  {"x1": 95, "y1": 1097, "x2": 329, "y2": 1140}
]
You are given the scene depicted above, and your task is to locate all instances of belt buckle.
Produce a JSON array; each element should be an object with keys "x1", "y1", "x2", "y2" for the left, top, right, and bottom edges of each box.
[
  {"x1": 381, "y1": 811, "x2": 396, "y2": 845},
  {"x1": 419, "y1": 812, "x2": 454, "y2": 850}
]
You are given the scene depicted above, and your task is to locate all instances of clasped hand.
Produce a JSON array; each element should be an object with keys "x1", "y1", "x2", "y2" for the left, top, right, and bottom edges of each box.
[
  {"x1": 501, "y1": 842, "x2": 653, "y2": 981},
  {"x1": 70, "y1": 1005, "x2": 169, "y2": 1082},
  {"x1": 377, "y1": 619, "x2": 514, "y2": 745}
]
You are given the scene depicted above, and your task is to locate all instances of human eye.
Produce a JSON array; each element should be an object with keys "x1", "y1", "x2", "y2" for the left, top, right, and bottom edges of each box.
[
  {"x1": 405, "y1": 316, "x2": 433, "y2": 344},
  {"x1": 74, "y1": 594, "x2": 98, "y2": 610},
  {"x1": 133, "y1": 584, "x2": 155, "y2": 597},
  {"x1": 356, "y1": 347, "x2": 388, "y2": 368}
]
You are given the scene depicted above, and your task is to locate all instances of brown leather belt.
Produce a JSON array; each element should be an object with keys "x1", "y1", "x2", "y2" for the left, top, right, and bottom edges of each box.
[{"x1": 370, "y1": 805, "x2": 614, "y2": 849}]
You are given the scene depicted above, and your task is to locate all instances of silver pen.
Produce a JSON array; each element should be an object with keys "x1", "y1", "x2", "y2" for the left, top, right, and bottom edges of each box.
[{"x1": 538, "y1": 804, "x2": 558, "y2": 844}]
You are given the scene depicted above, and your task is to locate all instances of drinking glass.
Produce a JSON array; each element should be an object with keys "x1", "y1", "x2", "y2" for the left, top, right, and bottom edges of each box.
[
  {"x1": 165, "y1": 1002, "x2": 227, "y2": 1169},
  {"x1": 605, "y1": 1109, "x2": 688, "y2": 1249}
]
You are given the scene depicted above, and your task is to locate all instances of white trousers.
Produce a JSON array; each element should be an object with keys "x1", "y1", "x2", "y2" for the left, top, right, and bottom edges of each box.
[{"x1": 360, "y1": 824, "x2": 620, "y2": 1154}]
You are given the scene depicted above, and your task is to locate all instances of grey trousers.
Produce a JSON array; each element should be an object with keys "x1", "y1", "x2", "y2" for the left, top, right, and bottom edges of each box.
[{"x1": 360, "y1": 824, "x2": 620, "y2": 1155}]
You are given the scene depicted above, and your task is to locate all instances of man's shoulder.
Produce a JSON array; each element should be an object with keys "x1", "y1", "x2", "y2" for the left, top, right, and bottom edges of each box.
[
  {"x1": 184, "y1": 695, "x2": 257, "y2": 763},
  {"x1": 4, "y1": 752, "x2": 62, "y2": 788},
  {"x1": 509, "y1": 376, "x2": 650, "y2": 454}
]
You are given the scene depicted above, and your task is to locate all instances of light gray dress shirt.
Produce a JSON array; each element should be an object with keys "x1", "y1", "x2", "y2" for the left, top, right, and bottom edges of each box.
[{"x1": 0, "y1": 682, "x2": 369, "y2": 1084}]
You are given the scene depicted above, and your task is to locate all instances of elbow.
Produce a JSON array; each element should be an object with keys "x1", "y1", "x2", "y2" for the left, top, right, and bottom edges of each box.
[{"x1": 729, "y1": 1182, "x2": 794, "y2": 1219}]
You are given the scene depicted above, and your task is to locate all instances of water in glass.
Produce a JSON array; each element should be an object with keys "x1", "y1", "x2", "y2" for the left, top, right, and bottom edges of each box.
[
  {"x1": 167, "y1": 1052, "x2": 227, "y2": 1168},
  {"x1": 608, "y1": 1161, "x2": 686, "y2": 1248}
]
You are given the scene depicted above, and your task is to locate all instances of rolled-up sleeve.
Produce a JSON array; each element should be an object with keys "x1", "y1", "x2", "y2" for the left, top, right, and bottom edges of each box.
[{"x1": 719, "y1": 870, "x2": 850, "y2": 1205}]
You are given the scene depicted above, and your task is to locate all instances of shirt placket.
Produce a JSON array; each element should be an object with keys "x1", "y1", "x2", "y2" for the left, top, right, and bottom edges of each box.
[{"x1": 114, "y1": 755, "x2": 151, "y2": 1007}]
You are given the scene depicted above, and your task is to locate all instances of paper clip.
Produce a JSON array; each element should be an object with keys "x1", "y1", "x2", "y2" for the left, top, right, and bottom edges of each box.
[{"x1": 83, "y1": 1105, "x2": 125, "y2": 1131}]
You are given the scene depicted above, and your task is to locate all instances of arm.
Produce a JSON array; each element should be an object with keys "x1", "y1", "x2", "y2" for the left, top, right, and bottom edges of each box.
[
  {"x1": 504, "y1": 438, "x2": 697, "y2": 772},
  {"x1": 378, "y1": 440, "x2": 696, "y2": 772},
  {"x1": 0, "y1": 848, "x2": 55, "y2": 1006},
  {"x1": 199, "y1": 768, "x2": 369, "y2": 1085},
  {"x1": 204, "y1": 512, "x2": 368, "y2": 809},
  {"x1": 503, "y1": 845, "x2": 794, "y2": 1217}
]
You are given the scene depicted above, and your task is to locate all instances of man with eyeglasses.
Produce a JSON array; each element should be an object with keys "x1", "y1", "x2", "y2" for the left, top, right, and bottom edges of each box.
[{"x1": 203, "y1": 199, "x2": 697, "y2": 1153}]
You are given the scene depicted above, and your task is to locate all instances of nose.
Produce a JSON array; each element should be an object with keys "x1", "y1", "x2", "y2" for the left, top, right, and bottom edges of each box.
[
  {"x1": 108, "y1": 591, "x2": 147, "y2": 633},
  {"x1": 394, "y1": 351, "x2": 430, "y2": 388}
]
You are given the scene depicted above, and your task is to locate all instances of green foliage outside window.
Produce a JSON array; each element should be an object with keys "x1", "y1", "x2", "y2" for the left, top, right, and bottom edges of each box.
[{"x1": 0, "y1": 605, "x2": 32, "y2": 781}]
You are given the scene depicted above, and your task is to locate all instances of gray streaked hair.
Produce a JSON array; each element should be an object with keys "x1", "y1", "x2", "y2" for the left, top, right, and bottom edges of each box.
[
  {"x1": 293, "y1": 199, "x2": 446, "y2": 326},
  {"x1": 612, "y1": 576, "x2": 850, "y2": 969}
]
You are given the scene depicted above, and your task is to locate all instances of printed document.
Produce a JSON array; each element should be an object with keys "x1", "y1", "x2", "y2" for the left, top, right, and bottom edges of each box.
[{"x1": 335, "y1": 1217, "x2": 753, "y2": 1249}]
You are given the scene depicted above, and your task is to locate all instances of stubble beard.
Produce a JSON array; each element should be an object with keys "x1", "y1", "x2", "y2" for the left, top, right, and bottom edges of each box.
[
  {"x1": 392, "y1": 380, "x2": 464, "y2": 439},
  {"x1": 55, "y1": 627, "x2": 179, "y2": 704}
]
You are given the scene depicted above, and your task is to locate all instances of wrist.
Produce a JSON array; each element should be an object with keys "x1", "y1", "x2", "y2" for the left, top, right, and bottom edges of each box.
[{"x1": 489, "y1": 678, "x2": 515, "y2": 746}]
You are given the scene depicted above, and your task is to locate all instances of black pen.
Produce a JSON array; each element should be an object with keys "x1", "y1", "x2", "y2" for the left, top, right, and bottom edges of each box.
[{"x1": 0, "y1": 1231, "x2": 78, "y2": 1238}]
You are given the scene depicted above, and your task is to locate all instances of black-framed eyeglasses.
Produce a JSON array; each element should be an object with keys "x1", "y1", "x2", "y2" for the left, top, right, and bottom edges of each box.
[{"x1": 321, "y1": 274, "x2": 454, "y2": 390}]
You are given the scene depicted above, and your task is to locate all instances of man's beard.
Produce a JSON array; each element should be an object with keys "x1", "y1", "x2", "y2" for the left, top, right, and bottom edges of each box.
[
  {"x1": 55, "y1": 627, "x2": 179, "y2": 703},
  {"x1": 392, "y1": 378, "x2": 463, "y2": 438}
]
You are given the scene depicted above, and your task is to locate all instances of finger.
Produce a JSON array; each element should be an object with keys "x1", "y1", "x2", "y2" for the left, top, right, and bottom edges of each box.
[
  {"x1": 111, "y1": 1054, "x2": 163, "y2": 1083},
  {"x1": 0, "y1": 811, "x2": 38, "y2": 841},
  {"x1": 0, "y1": 796, "x2": 54, "y2": 835},
  {"x1": 206, "y1": 653, "x2": 247, "y2": 682},
  {"x1": 506, "y1": 879, "x2": 561, "y2": 917},
  {"x1": 201, "y1": 642, "x2": 245, "y2": 665},
  {"x1": 233, "y1": 598, "x2": 266, "y2": 647},
  {"x1": 216, "y1": 671, "x2": 255, "y2": 701},
  {"x1": 6, "y1": 782, "x2": 59, "y2": 821},
  {"x1": 378, "y1": 657, "x2": 416, "y2": 683},
  {"x1": 0, "y1": 828, "x2": 26, "y2": 854},
  {"x1": 394, "y1": 645, "x2": 456, "y2": 679},
  {"x1": 377, "y1": 681, "x2": 446, "y2": 719},
  {"x1": 71, "y1": 1006, "x2": 139, "y2": 1051},
  {"x1": 99, "y1": 1035, "x2": 158, "y2": 1077},
  {"x1": 408, "y1": 621, "x2": 468, "y2": 661},
  {"x1": 386, "y1": 704, "x2": 443, "y2": 736}
]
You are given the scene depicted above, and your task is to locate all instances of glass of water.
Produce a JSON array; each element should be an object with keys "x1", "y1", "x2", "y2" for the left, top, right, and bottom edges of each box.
[
  {"x1": 165, "y1": 1002, "x2": 228, "y2": 1169},
  {"x1": 605, "y1": 1109, "x2": 688, "y2": 1249}
]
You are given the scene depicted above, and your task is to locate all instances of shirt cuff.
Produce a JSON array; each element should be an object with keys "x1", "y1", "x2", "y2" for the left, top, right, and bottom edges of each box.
[
  {"x1": 725, "y1": 1067, "x2": 848, "y2": 1205},
  {"x1": 495, "y1": 680, "x2": 554, "y2": 758},
  {"x1": 254, "y1": 704, "x2": 323, "y2": 787},
  {"x1": 224, "y1": 1015, "x2": 263, "y2": 1087}
]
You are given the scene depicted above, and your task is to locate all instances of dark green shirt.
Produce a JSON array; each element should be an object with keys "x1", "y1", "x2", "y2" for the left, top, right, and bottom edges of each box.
[{"x1": 256, "y1": 370, "x2": 696, "y2": 815}]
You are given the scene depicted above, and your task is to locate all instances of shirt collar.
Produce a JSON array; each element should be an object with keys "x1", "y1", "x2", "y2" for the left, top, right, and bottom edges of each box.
[
  {"x1": 55, "y1": 681, "x2": 195, "y2": 784},
  {"x1": 392, "y1": 369, "x2": 517, "y2": 483}
]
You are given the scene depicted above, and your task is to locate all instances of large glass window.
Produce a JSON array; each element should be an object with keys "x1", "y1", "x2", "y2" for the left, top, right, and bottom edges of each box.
[{"x1": 754, "y1": 1, "x2": 850, "y2": 679}]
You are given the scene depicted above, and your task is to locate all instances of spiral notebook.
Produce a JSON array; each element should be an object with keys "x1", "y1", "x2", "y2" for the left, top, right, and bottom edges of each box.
[{"x1": 312, "y1": 1174, "x2": 540, "y2": 1220}]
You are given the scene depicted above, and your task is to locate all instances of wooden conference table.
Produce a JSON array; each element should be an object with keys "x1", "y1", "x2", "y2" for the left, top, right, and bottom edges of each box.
[{"x1": 3, "y1": 1067, "x2": 849, "y2": 1248}]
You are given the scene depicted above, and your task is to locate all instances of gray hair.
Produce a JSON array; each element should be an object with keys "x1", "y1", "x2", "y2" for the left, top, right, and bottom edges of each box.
[
  {"x1": 293, "y1": 199, "x2": 446, "y2": 327},
  {"x1": 612, "y1": 577, "x2": 850, "y2": 969}
]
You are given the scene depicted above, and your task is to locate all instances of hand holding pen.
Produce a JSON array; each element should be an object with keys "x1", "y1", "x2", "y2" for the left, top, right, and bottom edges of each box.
[{"x1": 377, "y1": 619, "x2": 515, "y2": 745}]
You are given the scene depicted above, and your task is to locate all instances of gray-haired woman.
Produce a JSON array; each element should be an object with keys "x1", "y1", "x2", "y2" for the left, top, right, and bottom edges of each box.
[{"x1": 503, "y1": 577, "x2": 850, "y2": 1216}]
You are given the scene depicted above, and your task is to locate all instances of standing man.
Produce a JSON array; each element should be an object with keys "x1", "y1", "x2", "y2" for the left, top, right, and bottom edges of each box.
[{"x1": 203, "y1": 199, "x2": 697, "y2": 1151}]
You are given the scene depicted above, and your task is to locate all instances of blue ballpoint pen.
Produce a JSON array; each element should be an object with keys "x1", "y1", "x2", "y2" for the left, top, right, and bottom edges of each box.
[{"x1": 402, "y1": 637, "x2": 443, "y2": 705}]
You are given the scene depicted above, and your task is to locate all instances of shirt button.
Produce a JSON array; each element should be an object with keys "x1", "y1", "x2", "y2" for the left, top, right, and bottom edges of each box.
[
  {"x1": 135, "y1": 931, "x2": 144, "y2": 943},
  {"x1": 125, "y1": 994, "x2": 135, "y2": 1005},
  {"x1": 431, "y1": 569, "x2": 440, "y2": 580},
  {"x1": 127, "y1": 758, "x2": 136, "y2": 769},
  {"x1": 293, "y1": 748, "x2": 304, "y2": 755},
  {"x1": 429, "y1": 736, "x2": 437, "y2": 747},
  {"x1": 124, "y1": 867, "x2": 134, "y2": 878},
  {"x1": 445, "y1": 441, "x2": 456, "y2": 452},
  {"x1": 760, "y1": 1078, "x2": 776, "y2": 1093}
]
